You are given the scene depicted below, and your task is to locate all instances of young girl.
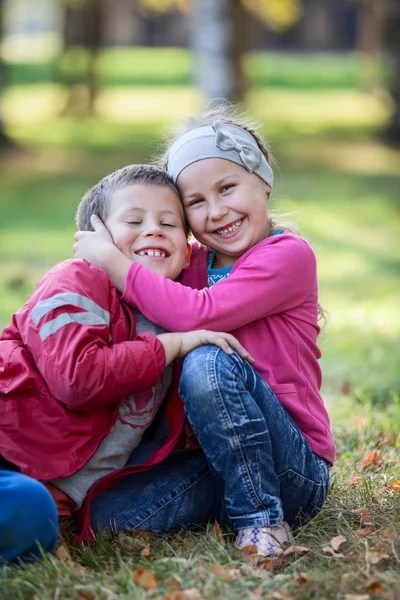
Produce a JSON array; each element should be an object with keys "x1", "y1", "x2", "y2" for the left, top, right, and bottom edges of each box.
[{"x1": 74, "y1": 106, "x2": 335, "y2": 557}]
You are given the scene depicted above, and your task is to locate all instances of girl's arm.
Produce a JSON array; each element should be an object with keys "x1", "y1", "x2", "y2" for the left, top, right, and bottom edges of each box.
[
  {"x1": 73, "y1": 217, "x2": 317, "y2": 332},
  {"x1": 92, "y1": 236, "x2": 317, "y2": 333}
]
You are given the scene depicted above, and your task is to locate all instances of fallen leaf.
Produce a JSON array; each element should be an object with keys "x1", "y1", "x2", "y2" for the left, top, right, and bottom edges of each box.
[
  {"x1": 376, "y1": 432, "x2": 394, "y2": 447},
  {"x1": 322, "y1": 546, "x2": 345, "y2": 558},
  {"x1": 366, "y1": 546, "x2": 390, "y2": 565},
  {"x1": 160, "y1": 594, "x2": 188, "y2": 600},
  {"x1": 183, "y1": 537, "x2": 194, "y2": 551},
  {"x1": 165, "y1": 576, "x2": 181, "y2": 591},
  {"x1": 383, "y1": 528, "x2": 395, "y2": 537},
  {"x1": 359, "y1": 450, "x2": 380, "y2": 470},
  {"x1": 340, "y1": 380, "x2": 351, "y2": 395},
  {"x1": 55, "y1": 544, "x2": 72, "y2": 562},
  {"x1": 366, "y1": 580, "x2": 383, "y2": 593},
  {"x1": 388, "y1": 480, "x2": 400, "y2": 492},
  {"x1": 209, "y1": 521, "x2": 225, "y2": 546},
  {"x1": 238, "y1": 544, "x2": 258, "y2": 555},
  {"x1": 76, "y1": 590, "x2": 96, "y2": 600},
  {"x1": 140, "y1": 544, "x2": 152, "y2": 559},
  {"x1": 262, "y1": 555, "x2": 283, "y2": 570},
  {"x1": 353, "y1": 528, "x2": 376, "y2": 538},
  {"x1": 132, "y1": 567, "x2": 157, "y2": 591},
  {"x1": 283, "y1": 545, "x2": 310, "y2": 556},
  {"x1": 330, "y1": 535, "x2": 346, "y2": 551},
  {"x1": 209, "y1": 563, "x2": 235, "y2": 582},
  {"x1": 357, "y1": 508, "x2": 373, "y2": 526},
  {"x1": 296, "y1": 572, "x2": 311, "y2": 584},
  {"x1": 344, "y1": 595, "x2": 370, "y2": 600}
]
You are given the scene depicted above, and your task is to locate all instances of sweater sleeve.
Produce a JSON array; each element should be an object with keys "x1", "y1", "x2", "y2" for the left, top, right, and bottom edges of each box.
[
  {"x1": 22, "y1": 259, "x2": 166, "y2": 412},
  {"x1": 122, "y1": 235, "x2": 317, "y2": 332}
]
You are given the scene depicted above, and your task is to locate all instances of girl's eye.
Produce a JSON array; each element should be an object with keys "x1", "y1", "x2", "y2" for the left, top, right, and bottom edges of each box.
[
  {"x1": 220, "y1": 184, "x2": 234, "y2": 193},
  {"x1": 188, "y1": 198, "x2": 204, "y2": 207},
  {"x1": 126, "y1": 221, "x2": 142, "y2": 225},
  {"x1": 162, "y1": 223, "x2": 176, "y2": 228}
]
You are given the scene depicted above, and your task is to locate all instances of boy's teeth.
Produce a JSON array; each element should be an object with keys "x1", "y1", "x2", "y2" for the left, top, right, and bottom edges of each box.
[
  {"x1": 217, "y1": 220, "x2": 242, "y2": 235},
  {"x1": 138, "y1": 250, "x2": 166, "y2": 257}
]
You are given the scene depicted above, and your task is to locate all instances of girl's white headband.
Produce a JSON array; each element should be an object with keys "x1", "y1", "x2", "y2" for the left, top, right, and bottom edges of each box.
[{"x1": 167, "y1": 120, "x2": 273, "y2": 189}]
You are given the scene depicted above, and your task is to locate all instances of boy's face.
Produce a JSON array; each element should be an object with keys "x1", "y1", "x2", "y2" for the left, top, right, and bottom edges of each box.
[{"x1": 105, "y1": 184, "x2": 189, "y2": 280}]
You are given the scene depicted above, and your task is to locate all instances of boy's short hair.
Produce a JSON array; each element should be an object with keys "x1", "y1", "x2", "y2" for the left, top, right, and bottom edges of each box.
[{"x1": 76, "y1": 164, "x2": 186, "y2": 232}]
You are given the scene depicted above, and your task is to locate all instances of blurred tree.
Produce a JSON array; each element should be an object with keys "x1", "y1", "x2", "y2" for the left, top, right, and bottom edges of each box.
[
  {"x1": 61, "y1": 0, "x2": 104, "y2": 115},
  {"x1": 145, "y1": 0, "x2": 301, "y2": 103},
  {"x1": 0, "y1": 0, "x2": 13, "y2": 147},
  {"x1": 383, "y1": 0, "x2": 400, "y2": 144}
]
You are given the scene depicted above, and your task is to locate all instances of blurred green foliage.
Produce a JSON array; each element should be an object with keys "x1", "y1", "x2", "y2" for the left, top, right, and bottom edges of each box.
[{"x1": 5, "y1": 48, "x2": 388, "y2": 90}]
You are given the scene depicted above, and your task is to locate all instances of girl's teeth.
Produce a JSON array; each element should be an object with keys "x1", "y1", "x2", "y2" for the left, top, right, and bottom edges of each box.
[
  {"x1": 138, "y1": 250, "x2": 166, "y2": 257},
  {"x1": 217, "y1": 220, "x2": 242, "y2": 235}
]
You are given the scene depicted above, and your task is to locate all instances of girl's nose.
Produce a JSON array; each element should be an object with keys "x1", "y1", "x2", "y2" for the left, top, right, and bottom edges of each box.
[{"x1": 208, "y1": 200, "x2": 228, "y2": 221}]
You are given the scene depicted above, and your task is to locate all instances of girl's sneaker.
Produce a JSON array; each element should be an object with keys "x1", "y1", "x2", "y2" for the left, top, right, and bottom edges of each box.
[{"x1": 235, "y1": 521, "x2": 293, "y2": 557}]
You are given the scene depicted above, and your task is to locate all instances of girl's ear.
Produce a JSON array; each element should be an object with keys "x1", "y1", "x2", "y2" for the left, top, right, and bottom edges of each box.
[{"x1": 184, "y1": 242, "x2": 192, "y2": 268}]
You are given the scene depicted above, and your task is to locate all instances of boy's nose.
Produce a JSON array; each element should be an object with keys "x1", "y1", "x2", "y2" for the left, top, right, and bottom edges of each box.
[{"x1": 143, "y1": 224, "x2": 165, "y2": 237}]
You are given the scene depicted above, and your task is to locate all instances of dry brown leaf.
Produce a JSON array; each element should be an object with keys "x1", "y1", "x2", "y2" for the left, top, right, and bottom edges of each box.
[
  {"x1": 132, "y1": 567, "x2": 157, "y2": 591},
  {"x1": 209, "y1": 563, "x2": 235, "y2": 582},
  {"x1": 238, "y1": 544, "x2": 258, "y2": 555},
  {"x1": 366, "y1": 546, "x2": 390, "y2": 565},
  {"x1": 330, "y1": 535, "x2": 346, "y2": 551},
  {"x1": 165, "y1": 576, "x2": 181, "y2": 591},
  {"x1": 339, "y1": 380, "x2": 351, "y2": 395},
  {"x1": 296, "y1": 572, "x2": 310, "y2": 584},
  {"x1": 322, "y1": 546, "x2": 345, "y2": 558},
  {"x1": 383, "y1": 528, "x2": 396, "y2": 537},
  {"x1": 388, "y1": 480, "x2": 400, "y2": 492},
  {"x1": 209, "y1": 521, "x2": 225, "y2": 545},
  {"x1": 76, "y1": 591, "x2": 96, "y2": 600},
  {"x1": 283, "y1": 545, "x2": 310, "y2": 556},
  {"x1": 183, "y1": 537, "x2": 195, "y2": 551},
  {"x1": 357, "y1": 508, "x2": 373, "y2": 526},
  {"x1": 140, "y1": 544, "x2": 152, "y2": 559},
  {"x1": 353, "y1": 528, "x2": 376, "y2": 538},
  {"x1": 55, "y1": 544, "x2": 72, "y2": 562},
  {"x1": 160, "y1": 594, "x2": 188, "y2": 600},
  {"x1": 366, "y1": 579, "x2": 383, "y2": 593},
  {"x1": 359, "y1": 450, "x2": 380, "y2": 470}
]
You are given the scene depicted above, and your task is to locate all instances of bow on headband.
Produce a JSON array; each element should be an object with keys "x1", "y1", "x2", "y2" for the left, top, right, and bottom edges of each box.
[{"x1": 213, "y1": 120, "x2": 262, "y2": 173}]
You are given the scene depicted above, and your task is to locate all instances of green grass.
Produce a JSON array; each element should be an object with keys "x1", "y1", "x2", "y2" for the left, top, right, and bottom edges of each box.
[
  {"x1": 0, "y1": 73, "x2": 399, "y2": 598},
  {"x1": 4, "y1": 48, "x2": 389, "y2": 91}
]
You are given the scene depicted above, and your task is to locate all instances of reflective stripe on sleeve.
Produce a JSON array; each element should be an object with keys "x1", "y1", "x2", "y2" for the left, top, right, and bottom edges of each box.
[
  {"x1": 39, "y1": 312, "x2": 109, "y2": 341},
  {"x1": 32, "y1": 292, "x2": 110, "y2": 327}
]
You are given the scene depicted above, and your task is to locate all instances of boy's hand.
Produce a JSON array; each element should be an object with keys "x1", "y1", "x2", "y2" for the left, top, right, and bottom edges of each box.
[
  {"x1": 157, "y1": 330, "x2": 255, "y2": 367},
  {"x1": 73, "y1": 215, "x2": 131, "y2": 292}
]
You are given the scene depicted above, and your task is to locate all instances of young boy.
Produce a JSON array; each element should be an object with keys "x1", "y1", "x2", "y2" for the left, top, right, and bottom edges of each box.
[{"x1": 0, "y1": 165, "x2": 247, "y2": 545}]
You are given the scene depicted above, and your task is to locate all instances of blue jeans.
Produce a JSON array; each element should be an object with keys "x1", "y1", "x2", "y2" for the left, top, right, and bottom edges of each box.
[
  {"x1": 0, "y1": 470, "x2": 58, "y2": 564},
  {"x1": 91, "y1": 346, "x2": 329, "y2": 533}
]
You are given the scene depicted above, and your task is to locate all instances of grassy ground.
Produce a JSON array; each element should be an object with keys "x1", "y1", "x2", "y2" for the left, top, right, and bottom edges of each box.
[{"x1": 0, "y1": 55, "x2": 399, "y2": 598}]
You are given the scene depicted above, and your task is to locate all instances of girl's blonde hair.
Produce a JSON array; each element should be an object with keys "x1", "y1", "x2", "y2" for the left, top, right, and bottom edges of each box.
[
  {"x1": 155, "y1": 102, "x2": 297, "y2": 236},
  {"x1": 156, "y1": 102, "x2": 325, "y2": 324}
]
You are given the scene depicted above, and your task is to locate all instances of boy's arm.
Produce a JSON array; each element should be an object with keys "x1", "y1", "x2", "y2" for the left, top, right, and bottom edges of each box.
[{"x1": 23, "y1": 260, "x2": 166, "y2": 412}]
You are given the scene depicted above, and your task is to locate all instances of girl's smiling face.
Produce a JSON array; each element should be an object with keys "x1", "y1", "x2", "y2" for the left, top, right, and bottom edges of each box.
[{"x1": 177, "y1": 158, "x2": 271, "y2": 269}]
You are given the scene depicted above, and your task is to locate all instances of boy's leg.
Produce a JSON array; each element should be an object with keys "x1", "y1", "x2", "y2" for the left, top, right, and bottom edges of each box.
[
  {"x1": 90, "y1": 449, "x2": 229, "y2": 532},
  {"x1": 178, "y1": 346, "x2": 330, "y2": 531},
  {"x1": 0, "y1": 471, "x2": 58, "y2": 564}
]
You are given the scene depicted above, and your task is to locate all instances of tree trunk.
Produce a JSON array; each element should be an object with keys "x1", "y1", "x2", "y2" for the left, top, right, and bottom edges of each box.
[
  {"x1": 383, "y1": 0, "x2": 400, "y2": 144},
  {"x1": 61, "y1": 0, "x2": 103, "y2": 116},
  {"x1": 191, "y1": 0, "x2": 247, "y2": 104},
  {"x1": 0, "y1": 0, "x2": 14, "y2": 147}
]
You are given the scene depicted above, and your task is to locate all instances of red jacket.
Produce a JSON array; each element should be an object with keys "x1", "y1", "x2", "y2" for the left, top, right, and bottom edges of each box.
[{"x1": 0, "y1": 259, "x2": 187, "y2": 539}]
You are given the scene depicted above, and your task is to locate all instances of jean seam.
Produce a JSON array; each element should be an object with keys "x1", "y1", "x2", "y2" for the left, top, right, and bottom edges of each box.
[
  {"x1": 208, "y1": 349, "x2": 269, "y2": 520},
  {"x1": 120, "y1": 470, "x2": 211, "y2": 531}
]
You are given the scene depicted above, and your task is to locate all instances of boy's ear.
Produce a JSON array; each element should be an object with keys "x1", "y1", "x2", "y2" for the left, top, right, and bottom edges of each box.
[{"x1": 184, "y1": 242, "x2": 192, "y2": 268}]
